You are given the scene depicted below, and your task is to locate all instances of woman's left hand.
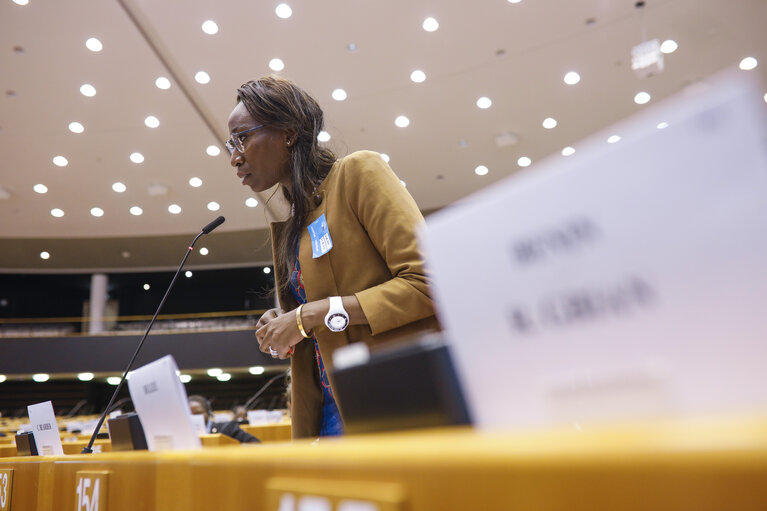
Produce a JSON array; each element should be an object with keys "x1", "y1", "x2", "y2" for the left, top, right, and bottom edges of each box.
[{"x1": 255, "y1": 310, "x2": 303, "y2": 359}]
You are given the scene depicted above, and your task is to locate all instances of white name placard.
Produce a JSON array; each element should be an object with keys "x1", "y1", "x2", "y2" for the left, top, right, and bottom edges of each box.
[
  {"x1": 189, "y1": 413, "x2": 207, "y2": 436},
  {"x1": 421, "y1": 72, "x2": 767, "y2": 429},
  {"x1": 27, "y1": 401, "x2": 64, "y2": 455},
  {"x1": 127, "y1": 355, "x2": 201, "y2": 451}
]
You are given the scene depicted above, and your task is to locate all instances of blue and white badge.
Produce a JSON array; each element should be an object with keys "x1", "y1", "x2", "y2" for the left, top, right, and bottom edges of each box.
[{"x1": 308, "y1": 213, "x2": 333, "y2": 258}]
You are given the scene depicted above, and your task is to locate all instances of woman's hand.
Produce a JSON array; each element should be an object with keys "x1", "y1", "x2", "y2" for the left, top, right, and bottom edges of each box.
[{"x1": 255, "y1": 308, "x2": 302, "y2": 359}]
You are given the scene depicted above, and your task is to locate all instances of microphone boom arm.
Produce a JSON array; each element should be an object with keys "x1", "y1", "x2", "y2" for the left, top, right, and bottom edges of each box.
[{"x1": 82, "y1": 218, "x2": 223, "y2": 454}]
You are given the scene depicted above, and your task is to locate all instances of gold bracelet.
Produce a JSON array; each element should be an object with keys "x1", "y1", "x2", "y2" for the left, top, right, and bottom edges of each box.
[{"x1": 296, "y1": 304, "x2": 313, "y2": 338}]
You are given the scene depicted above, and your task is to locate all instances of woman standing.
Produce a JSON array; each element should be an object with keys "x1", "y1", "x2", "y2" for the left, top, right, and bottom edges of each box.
[{"x1": 227, "y1": 75, "x2": 440, "y2": 438}]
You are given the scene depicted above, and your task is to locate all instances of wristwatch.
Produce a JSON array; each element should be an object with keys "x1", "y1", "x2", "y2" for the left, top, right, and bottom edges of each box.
[{"x1": 324, "y1": 296, "x2": 350, "y2": 332}]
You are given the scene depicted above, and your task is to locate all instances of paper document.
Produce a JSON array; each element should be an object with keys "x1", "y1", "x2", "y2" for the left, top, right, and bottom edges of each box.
[
  {"x1": 127, "y1": 355, "x2": 201, "y2": 451},
  {"x1": 421, "y1": 72, "x2": 767, "y2": 429}
]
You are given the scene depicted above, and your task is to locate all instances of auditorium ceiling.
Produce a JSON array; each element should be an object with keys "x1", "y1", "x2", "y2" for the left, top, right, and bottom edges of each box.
[{"x1": 1, "y1": 0, "x2": 765, "y2": 270}]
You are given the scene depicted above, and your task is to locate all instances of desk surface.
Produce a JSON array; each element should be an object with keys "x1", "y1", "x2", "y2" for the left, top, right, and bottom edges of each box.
[{"x1": 0, "y1": 415, "x2": 765, "y2": 511}]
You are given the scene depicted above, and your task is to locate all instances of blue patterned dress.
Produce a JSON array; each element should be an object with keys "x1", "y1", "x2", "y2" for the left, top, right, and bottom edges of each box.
[{"x1": 289, "y1": 245, "x2": 344, "y2": 436}]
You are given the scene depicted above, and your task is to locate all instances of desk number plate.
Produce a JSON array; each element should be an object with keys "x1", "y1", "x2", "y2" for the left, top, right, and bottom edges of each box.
[
  {"x1": 0, "y1": 469, "x2": 13, "y2": 511},
  {"x1": 265, "y1": 477, "x2": 405, "y2": 511},
  {"x1": 74, "y1": 471, "x2": 109, "y2": 511}
]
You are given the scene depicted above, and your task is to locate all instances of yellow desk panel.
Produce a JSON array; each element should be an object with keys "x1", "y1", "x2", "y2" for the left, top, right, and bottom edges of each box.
[
  {"x1": 61, "y1": 439, "x2": 112, "y2": 455},
  {"x1": 199, "y1": 433, "x2": 238, "y2": 447},
  {"x1": 0, "y1": 415, "x2": 764, "y2": 510},
  {"x1": 0, "y1": 457, "x2": 45, "y2": 511},
  {"x1": 0, "y1": 446, "x2": 16, "y2": 459},
  {"x1": 242, "y1": 422, "x2": 292, "y2": 442}
]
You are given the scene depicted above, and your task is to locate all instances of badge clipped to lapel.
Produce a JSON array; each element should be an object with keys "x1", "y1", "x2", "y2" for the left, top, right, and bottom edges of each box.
[{"x1": 308, "y1": 213, "x2": 333, "y2": 258}]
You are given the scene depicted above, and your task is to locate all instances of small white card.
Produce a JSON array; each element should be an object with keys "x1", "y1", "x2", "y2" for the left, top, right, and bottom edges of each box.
[
  {"x1": 27, "y1": 401, "x2": 64, "y2": 455},
  {"x1": 212, "y1": 412, "x2": 233, "y2": 423},
  {"x1": 247, "y1": 410, "x2": 268, "y2": 425},
  {"x1": 189, "y1": 414, "x2": 207, "y2": 436},
  {"x1": 127, "y1": 355, "x2": 201, "y2": 451},
  {"x1": 421, "y1": 72, "x2": 767, "y2": 429},
  {"x1": 267, "y1": 410, "x2": 283, "y2": 424}
]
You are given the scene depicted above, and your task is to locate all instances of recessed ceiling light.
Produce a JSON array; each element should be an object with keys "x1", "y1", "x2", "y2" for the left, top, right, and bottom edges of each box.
[
  {"x1": 199, "y1": 247, "x2": 209, "y2": 255},
  {"x1": 68, "y1": 121, "x2": 84, "y2": 133},
  {"x1": 155, "y1": 77, "x2": 171, "y2": 90},
  {"x1": 542, "y1": 117, "x2": 558, "y2": 129},
  {"x1": 206, "y1": 145, "x2": 221, "y2": 156},
  {"x1": 634, "y1": 91, "x2": 651, "y2": 104},
  {"x1": 12, "y1": 0, "x2": 29, "y2": 5},
  {"x1": 51, "y1": 208, "x2": 64, "y2": 217},
  {"x1": 80, "y1": 84, "x2": 96, "y2": 97},
  {"x1": 34, "y1": 184, "x2": 48, "y2": 194},
  {"x1": 179, "y1": 374, "x2": 192, "y2": 383},
  {"x1": 739, "y1": 57, "x2": 758, "y2": 71},
  {"x1": 763, "y1": 92, "x2": 767, "y2": 103},
  {"x1": 52, "y1": 156, "x2": 68, "y2": 167},
  {"x1": 317, "y1": 131, "x2": 331, "y2": 142},
  {"x1": 195, "y1": 71, "x2": 210, "y2": 84},
  {"x1": 263, "y1": 267, "x2": 271, "y2": 274},
  {"x1": 130, "y1": 206, "x2": 143, "y2": 216},
  {"x1": 660, "y1": 39, "x2": 678, "y2": 54},
  {"x1": 201, "y1": 20, "x2": 218, "y2": 35},
  {"x1": 474, "y1": 165, "x2": 489, "y2": 176},
  {"x1": 507, "y1": 0, "x2": 522, "y2": 3},
  {"x1": 207, "y1": 368, "x2": 222, "y2": 377},
  {"x1": 332, "y1": 88, "x2": 347, "y2": 101},
  {"x1": 77, "y1": 372, "x2": 95, "y2": 381},
  {"x1": 207, "y1": 201, "x2": 220, "y2": 211},
  {"x1": 0, "y1": 375, "x2": 6, "y2": 383},
  {"x1": 168, "y1": 204, "x2": 181, "y2": 214},
  {"x1": 90, "y1": 207, "x2": 104, "y2": 217},
  {"x1": 562, "y1": 146, "x2": 575, "y2": 156},
  {"x1": 476, "y1": 96, "x2": 492, "y2": 109},
  {"x1": 189, "y1": 177, "x2": 203, "y2": 187},
  {"x1": 400, "y1": 180, "x2": 407, "y2": 187},
  {"x1": 107, "y1": 377, "x2": 121, "y2": 385},
  {"x1": 217, "y1": 373, "x2": 232, "y2": 382},
  {"x1": 275, "y1": 3, "x2": 292, "y2": 18},
  {"x1": 657, "y1": 121, "x2": 669, "y2": 129},
  {"x1": 245, "y1": 197, "x2": 258, "y2": 208},
  {"x1": 32, "y1": 373, "x2": 50, "y2": 382},
  {"x1": 144, "y1": 115, "x2": 160, "y2": 128},
  {"x1": 85, "y1": 37, "x2": 103, "y2": 52},
  {"x1": 112, "y1": 182, "x2": 126, "y2": 193},
  {"x1": 517, "y1": 157, "x2": 532, "y2": 167},
  {"x1": 143, "y1": 283, "x2": 150, "y2": 290},
  {"x1": 185, "y1": 270, "x2": 193, "y2": 278},
  {"x1": 249, "y1": 366, "x2": 265, "y2": 375},
  {"x1": 40, "y1": 251, "x2": 50, "y2": 260},
  {"x1": 130, "y1": 152, "x2": 144, "y2": 163},
  {"x1": 394, "y1": 115, "x2": 410, "y2": 128},
  {"x1": 607, "y1": 135, "x2": 621, "y2": 144},
  {"x1": 269, "y1": 58, "x2": 285, "y2": 71},
  {"x1": 380, "y1": 153, "x2": 390, "y2": 163},
  {"x1": 410, "y1": 70, "x2": 426, "y2": 83},
  {"x1": 563, "y1": 71, "x2": 581, "y2": 85},
  {"x1": 422, "y1": 17, "x2": 439, "y2": 32}
]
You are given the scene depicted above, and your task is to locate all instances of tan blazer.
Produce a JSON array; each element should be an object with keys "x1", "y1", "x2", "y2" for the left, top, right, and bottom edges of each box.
[{"x1": 270, "y1": 150, "x2": 440, "y2": 438}]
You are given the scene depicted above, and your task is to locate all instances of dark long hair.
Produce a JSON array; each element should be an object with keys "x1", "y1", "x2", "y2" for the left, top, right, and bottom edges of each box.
[{"x1": 236, "y1": 75, "x2": 337, "y2": 301}]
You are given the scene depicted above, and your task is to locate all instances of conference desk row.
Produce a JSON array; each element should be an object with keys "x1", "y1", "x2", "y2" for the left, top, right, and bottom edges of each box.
[{"x1": 0, "y1": 416, "x2": 766, "y2": 511}]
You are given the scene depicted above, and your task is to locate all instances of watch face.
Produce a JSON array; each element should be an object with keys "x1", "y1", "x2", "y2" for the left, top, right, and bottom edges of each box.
[{"x1": 327, "y1": 313, "x2": 349, "y2": 331}]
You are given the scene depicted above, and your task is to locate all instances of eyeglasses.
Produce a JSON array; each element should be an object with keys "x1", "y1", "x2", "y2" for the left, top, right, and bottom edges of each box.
[{"x1": 226, "y1": 125, "x2": 264, "y2": 155}]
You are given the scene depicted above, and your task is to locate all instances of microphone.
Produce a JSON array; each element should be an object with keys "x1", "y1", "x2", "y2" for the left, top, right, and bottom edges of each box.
[
  {"x1": 243, "y1": 371, "x2": 289, "y2": 410},
  {"x1": 202, "y1": 215, "x2": 225, "y2": 234},
  {"x1": 81, "y1": 217, "x2": 226, "y2": 453}
]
